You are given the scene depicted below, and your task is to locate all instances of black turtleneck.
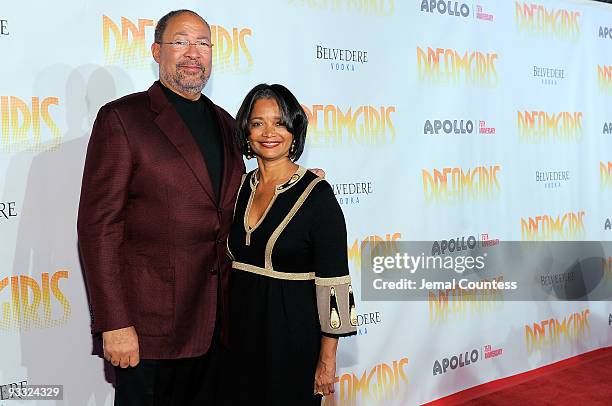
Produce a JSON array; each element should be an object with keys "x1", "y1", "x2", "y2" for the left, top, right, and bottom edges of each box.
[{"x1": 161, "y1": 83, "x2": 224, "y2": 203}]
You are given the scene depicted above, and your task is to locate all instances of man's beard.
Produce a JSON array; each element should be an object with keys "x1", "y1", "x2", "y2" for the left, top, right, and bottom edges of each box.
[{"x1": 162, "y1": 63, "x2": 210, "y2": 95}]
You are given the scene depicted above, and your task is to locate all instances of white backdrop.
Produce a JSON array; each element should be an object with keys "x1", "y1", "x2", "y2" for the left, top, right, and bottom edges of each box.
[{"x1": 1, "y1": 0, "x2": 612, "y2": 405}]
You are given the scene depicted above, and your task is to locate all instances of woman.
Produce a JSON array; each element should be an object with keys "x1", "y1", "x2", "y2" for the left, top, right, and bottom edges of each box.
[{"x1": 228, "y1": 83, "x2": 356, "y2": 405}]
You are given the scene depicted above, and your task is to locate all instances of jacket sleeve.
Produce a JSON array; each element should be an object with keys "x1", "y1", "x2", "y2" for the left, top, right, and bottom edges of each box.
[
  {"x1": 310, "y1": 181, "x2": 357, "y2": 338},
  {"x1": 77, "y1": 105, "x2": 133, "y2": 334}
]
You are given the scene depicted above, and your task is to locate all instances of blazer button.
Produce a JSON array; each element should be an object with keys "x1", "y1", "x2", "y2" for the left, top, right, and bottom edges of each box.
[
  {"x1": 217, "y1": 208, "x2": 223, "y2": 214},
  {"x1": 210, "y1": 267, "x2": 218, "y2": 275},
  {"x1": 216, "y1": 239, "x2": 223, "y2": 245}
]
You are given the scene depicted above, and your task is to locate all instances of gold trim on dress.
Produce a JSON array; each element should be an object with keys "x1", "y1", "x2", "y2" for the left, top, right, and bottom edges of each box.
[
  {"x1": 243, "y1": 166, "x2": 307, "y2": 246},
  {"x1": 315, "y1": 275, "x2": 351, "y2": 286},
  {"x1": 249, "y1": 165, "x2": 307, "y2": 194},
  {"x1": 265, "y1": 176, "x2": 324, "y2": 269},
  {"x1": 349, "y1": 285, "x2": 357, "y2": 327},
  {"x1": 329, "y1": 287, "x2": 341, "y2": 329},
  {"x1": 232, "y1": 261, "x2": 315, "y2": 281},
  {"x1": 316, "y1": 283, "x2": 357, "y2": 335}
]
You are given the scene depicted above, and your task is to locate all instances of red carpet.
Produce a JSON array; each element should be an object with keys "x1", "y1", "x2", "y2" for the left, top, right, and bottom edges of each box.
[{"x1": 425, "y1": 347, "x2": 612, "y2": 406}]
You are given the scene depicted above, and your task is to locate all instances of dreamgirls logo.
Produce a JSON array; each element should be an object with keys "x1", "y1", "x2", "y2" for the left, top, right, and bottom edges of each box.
[
  {"x1": 515, "y1": 2, "x2": 581, "y2": 40},
  {"x1": 422, "y1": 165, "x2": 501, "y2": 205},
  {"x1": 322, "y1": 357, "x2": 408, "y2": 405},
  {"x1": 301, "y1": 104, "x2": 396, "y2": 146},
  {"x1": 102, "y1": 16, "x2": 253, "y2": 73},
  {"x1": 288, "y1": 0, "x2": 394, "y2": 16},
  {"x1": 210, "y1": 25, "x2": 254, "y2": 74},
  {"x1": 597, "y1": 65, "x2": 612, "y2": 94},
  {"x1": 348, "y1": 232, "x2": 402, "y2": 272},
  {"x1": 517, "y1": 111, "x2": 583, "y2": 142},
  {"x1": 601, "y1": 161, "x2": 612, "y2": 190},
  {"x1": 1, "y1": 95, "x2": 61, "y2": 152},
  {"x1": 0, "y1": 271, "x2": 71, "y2": 331},
  {"x1": 520, "y1": 210, "x2": 585, "y2": 240},
  {"x1": 604, "y1": 257, "x2": 612, "y2": 280},
  {"x1": 428, "y1": 274, "x2": 504, "y2": 324},
  {"x1": 525, "y1": 309, "x2": 590, "y2": 354},
  {"x1": 417, "y1": 46, "x2": 499, "y2": 87}
]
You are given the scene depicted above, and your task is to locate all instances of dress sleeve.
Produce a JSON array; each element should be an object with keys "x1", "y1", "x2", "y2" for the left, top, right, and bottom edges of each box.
[{"x1": 310, "y1": 181, "x2": 357, "y2": 338}]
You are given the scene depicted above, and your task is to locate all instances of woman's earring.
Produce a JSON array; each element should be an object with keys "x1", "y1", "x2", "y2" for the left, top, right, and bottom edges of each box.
[
  {"x1": 289, "y1": 140, "x2": 296, "y2": 155},
  {"x1": 246, "y1": 141, "x2": 254, "y2": 159}
]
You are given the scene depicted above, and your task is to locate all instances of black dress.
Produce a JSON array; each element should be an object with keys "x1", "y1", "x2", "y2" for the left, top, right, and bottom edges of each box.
[{"x1": 228, "y1": 166, "x2": 357, "y2": 406}]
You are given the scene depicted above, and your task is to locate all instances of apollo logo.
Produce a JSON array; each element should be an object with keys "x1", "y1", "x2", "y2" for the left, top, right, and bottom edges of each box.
[
  {"x1": 420, "y1": 0, "x2": 470, "y2": 17},
  {"x1": 431, "y1": 235, "x2": 478, "y2": 255},
  {"x1": 433, "y1": 349, "x2": 479, "y2": 375},
  {"x1": 424, "y1": 119, "x2": 474, "y2": 134},
  {"x1": 599, "y1": 26, "x2": 612, "y2": 39}
]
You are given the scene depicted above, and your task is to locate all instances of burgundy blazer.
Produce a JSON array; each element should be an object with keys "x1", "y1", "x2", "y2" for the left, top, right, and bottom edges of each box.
[{"x1": 77, "y1": 82, "x2": 245, "y2": 359}]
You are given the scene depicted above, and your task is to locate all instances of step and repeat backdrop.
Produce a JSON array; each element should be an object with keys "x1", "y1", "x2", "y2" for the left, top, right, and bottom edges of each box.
[{"x1": 2, "y1": 0, "x2": 612, "y2": 405}]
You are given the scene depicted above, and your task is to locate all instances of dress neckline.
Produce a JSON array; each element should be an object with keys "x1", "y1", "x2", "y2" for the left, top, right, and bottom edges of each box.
[{"x1": 243, "y1": 165, "x2": 307, "y2": 245}]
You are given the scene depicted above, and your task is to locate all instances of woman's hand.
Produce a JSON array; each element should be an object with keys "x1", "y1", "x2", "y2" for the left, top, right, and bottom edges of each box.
[
  {"x1": 314, "y1": 356, "x2": 336, "y2": 396},
  {"x1": 314, "y1": 335, "x2": 339, "y2": 396}
]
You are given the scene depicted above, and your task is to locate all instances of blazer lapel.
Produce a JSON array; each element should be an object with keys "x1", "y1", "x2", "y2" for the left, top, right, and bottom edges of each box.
[{"x1": 149, "y1": 82, "x2": 216, "y2": 203}]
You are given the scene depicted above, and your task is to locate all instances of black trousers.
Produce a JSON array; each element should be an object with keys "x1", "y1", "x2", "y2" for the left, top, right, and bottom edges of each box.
[{"x1": 113, "y1": 338, "x2": 227, "y2": 406}]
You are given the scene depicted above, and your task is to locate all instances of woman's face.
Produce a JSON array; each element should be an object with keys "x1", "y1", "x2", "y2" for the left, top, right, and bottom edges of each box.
[{"x1": 247, "y1": 98, "x2": 293, "y2": 162}]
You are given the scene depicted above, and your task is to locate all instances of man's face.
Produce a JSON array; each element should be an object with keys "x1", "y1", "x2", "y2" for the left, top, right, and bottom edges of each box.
[{"x1": 152, "y1": 13, "x2": 212, "y2": 99}]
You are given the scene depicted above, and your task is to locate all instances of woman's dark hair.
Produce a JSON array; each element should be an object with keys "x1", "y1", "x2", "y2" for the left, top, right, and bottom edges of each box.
[{"x1": 234, "y1": 83, "x2": 308, "y2": 161}]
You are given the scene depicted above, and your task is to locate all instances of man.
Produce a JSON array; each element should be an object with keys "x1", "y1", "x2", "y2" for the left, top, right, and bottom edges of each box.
[{"x1": 77, "y1": 9, "x2": 244, "y2": 405}]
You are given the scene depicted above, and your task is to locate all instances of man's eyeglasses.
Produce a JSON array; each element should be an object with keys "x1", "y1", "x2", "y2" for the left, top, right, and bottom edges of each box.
[{"x1": 157, "y1": 40, "x2": 214, "y2": 52}]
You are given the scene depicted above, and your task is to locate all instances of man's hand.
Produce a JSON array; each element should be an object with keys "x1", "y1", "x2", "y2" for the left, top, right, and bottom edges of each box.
[
  {"x1": 102, "y1": 326, "x2": 139, "y2": 368},
  {"x1": 308, "y1": 168, "x2": 326, "y2": 178}
]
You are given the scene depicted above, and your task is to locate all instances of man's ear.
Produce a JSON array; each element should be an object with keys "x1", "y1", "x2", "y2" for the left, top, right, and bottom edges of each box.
[{"x1": 151, "y1": 42, "x2": 161, "y2": 64}]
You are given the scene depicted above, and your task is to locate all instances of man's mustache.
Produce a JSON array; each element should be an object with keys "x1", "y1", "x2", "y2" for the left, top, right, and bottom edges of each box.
[{"x1": 176, "y1": 61, "x2": 205, "y2": 71}]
